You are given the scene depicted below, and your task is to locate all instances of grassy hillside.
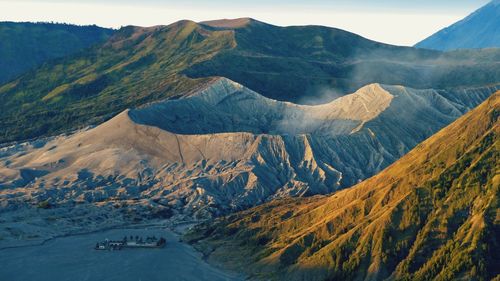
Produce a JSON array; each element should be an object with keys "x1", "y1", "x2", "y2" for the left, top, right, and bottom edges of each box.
[
  {"x1": 0, "y1": 22, "x2": 114, "y2": 84},
  {"x1": 0, "y1": 21, "x2": 235, "y2": 143},
  {"x1": 188, "y1": 19, "x2": 500, "y2": 103},
  {"x1": 186, "y1": 91, "x2": 500, "y2": 281},
  {"x1": 0, "y1": 19, "x2": 499, "y2": 144}
]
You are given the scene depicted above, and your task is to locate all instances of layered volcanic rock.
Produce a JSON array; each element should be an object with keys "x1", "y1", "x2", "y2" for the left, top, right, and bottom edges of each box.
[{"x1": 0, "y1": 78, "x2": 498, "y2": 219}]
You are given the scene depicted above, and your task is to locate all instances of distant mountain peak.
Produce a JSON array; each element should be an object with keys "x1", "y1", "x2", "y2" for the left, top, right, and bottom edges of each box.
[
  {"x1": 199, "y1": 18, "x2": 261, "y2": 29},
  {"x1": 415, "y1": 1, "x2": 500, "y2": 50}
]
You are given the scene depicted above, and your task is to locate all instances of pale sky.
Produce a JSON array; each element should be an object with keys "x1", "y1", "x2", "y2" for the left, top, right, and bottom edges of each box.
[{"x1": 0, "y1": 0, "x2": 491, "y2": 46}]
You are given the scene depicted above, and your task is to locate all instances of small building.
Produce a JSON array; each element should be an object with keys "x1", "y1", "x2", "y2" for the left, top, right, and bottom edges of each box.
[{"x1": 95, "y1": 235, "x2": 166, "y2": 250}]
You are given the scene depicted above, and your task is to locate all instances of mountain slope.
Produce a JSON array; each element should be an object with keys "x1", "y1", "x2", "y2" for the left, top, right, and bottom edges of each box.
[
  {"x1": 1, "y1": 79, "x2": 497, "y2": 221},
  {"x1": 188, "y1": 18, "x2": 500, "y2": 102},
  {"x1": 415, "y1": 1, "x2": 500, "y2": 50},
  {"x1": 0, "y1": 22, "x2": 114, "y2": 84},
  {"x1": 1, "y1": 19, "x2": 499, "y2": 144},
  {"x1": 0, "y1": 21, "x2": 235, "y2": 144},
  {"x1": 187, "y1": 91, "x2": 500, "y2": 281}
]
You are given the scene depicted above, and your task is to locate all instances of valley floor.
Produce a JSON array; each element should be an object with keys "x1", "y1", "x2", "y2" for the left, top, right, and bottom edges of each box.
[{"x1": 0, "y1": 223, "x2": 244, "y2": 281}]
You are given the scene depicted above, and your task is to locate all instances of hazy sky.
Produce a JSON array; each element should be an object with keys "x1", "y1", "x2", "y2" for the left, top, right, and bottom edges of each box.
[{"x1": 0, "y1": 0, "x2": 491, "y2": 45}]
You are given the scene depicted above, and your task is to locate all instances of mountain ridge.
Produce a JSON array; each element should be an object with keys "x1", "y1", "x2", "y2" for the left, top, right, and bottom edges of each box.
[
  {"x1": 200, "y1": 18, "x2": 259, "y2": 29},
  {"x1": 0, "y1": 18, "x2": 499, "y2": 144},
  {"x1": 1, "y1": 79, "x2": 498, "y2": 221},
  {"x1": 186, "y1": 90, "x2": 500, "y2": 280},
  {"x1": 0, "y1": 22, "x2": 114, "y2": 84}
]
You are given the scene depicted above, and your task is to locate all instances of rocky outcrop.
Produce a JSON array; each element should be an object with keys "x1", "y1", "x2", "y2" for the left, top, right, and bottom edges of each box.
[{"x1": 0, "y1": 78, "x2": 498, "y2": 218}]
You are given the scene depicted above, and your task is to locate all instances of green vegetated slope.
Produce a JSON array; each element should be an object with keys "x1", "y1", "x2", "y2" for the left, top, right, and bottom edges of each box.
[
  {"x1": 188, "y1": 18, "x2": 500, "y2": 103},
  {"x1": 0, "y1": 21, "x2": 235, "y2": 143},
  {"x1": 1, "y1": 18, "x2": 499, "y2": 144},
  {"x1": 0, "y1": 22, "x2": 114, "y2": 84},
  {"x1": 186, "y1": 91, "x2": 500, "y2": 281}
]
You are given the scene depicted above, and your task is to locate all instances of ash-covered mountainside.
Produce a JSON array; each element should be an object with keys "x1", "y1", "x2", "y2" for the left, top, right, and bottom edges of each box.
[
  {"x1": 0, "y1": 78, "x2": 498, "y2": 219},
  {"x1": 187, "y1": 91, "x2": 500, "y2": 281}
]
